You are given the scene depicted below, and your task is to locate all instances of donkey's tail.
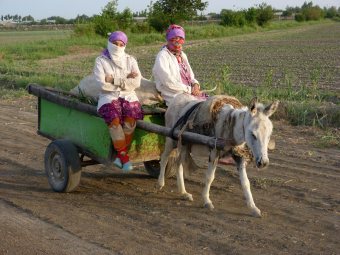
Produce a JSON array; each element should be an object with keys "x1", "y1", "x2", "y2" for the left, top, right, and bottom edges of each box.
[{"x1": 163, "y1": 149, "x2": 178, "y2": 178}]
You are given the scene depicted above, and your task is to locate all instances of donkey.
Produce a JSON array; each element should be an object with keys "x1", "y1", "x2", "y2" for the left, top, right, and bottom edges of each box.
[{"x1": 158, "y1": 93, "x2": 279, "y2": 217}]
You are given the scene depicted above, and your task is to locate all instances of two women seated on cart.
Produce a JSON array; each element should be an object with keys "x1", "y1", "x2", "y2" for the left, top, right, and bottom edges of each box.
[{"x1": 93, "y1": 25, "x2": 208, "y2": 172}]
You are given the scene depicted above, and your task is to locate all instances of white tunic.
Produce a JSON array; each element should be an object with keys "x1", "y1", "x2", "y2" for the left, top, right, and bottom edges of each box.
[
  {"x1": 152, "y1": 47, "x2": 199, "y2": 106},
  {"x1": 94, "y1": 54, "x2": 141, "y2": 111}
]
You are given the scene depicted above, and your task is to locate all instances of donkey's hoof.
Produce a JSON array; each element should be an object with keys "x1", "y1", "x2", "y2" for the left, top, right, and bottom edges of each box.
[
  {"x1": 251, "y1": 207, "x2": 262, "y2": 218},
  {"x1": 157, "y1": 181, "x2": 164, "y2": 190},
  {"x1": 182, "y1": 193, "x2": 193, "y2": 201},
  {"x1": 204, "y1": 203, "x2": 214, "y2": 210}
]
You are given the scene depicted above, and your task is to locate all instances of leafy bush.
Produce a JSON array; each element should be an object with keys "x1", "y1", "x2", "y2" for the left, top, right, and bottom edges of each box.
[
  {"x1": 130, "y1": 22, "x2": 152, "y2": 33},
  {"x1": 74, "y1": 23, "x2": 95, "y2": 37},
  {"x1": 295, "y1": 13, "x2": 305, "y2": 22},
  {"x1": 147, "y1": 0, "x2": 208, "y2": 32},
  {"x1": 245, "y1": 7, "x2": 257, "y2": 25},
  {"x1": 92, "y1": 15, "x2": 118, "y2": 37},
  {"x1": 302, "y1": 6, "x2": 324, "y2": 21},
  {"x1": 256, "y1": 4, "x2": 274, "y2": 26},
  {"x1": 324, "y1": 6, "x2": 338, "y2": 19},
  {"x1": 148, "y1": 14, "x2": 170, "y2": 33},
  {"x1": 116, "y1": 8, "x2": 133, "y2": 29},
  {"x1": 220, "y1": 10, "x2": 246, "y2": 27}
]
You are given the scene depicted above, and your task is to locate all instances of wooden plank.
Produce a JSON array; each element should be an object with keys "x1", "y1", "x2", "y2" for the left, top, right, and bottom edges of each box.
[
  {"x1": 136, "y1": 120, "x2": 232, "y2": 151},
  {"x1": 27, "y1": 84, "x2": 233, "y2": 151}
]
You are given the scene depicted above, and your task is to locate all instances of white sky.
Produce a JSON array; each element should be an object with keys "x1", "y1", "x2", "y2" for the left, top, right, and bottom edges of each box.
[{"x1": 1, "y1": 0, "x2": 339, "y2": 20}]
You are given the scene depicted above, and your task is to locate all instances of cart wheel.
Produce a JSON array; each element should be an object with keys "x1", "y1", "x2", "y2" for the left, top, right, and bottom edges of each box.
[
  {"x1": 44, "y1": 139, "x2": 82, "y2": 192},
  {"x1": 143, "y1": 160, "x2": 176, "y2": 178}
]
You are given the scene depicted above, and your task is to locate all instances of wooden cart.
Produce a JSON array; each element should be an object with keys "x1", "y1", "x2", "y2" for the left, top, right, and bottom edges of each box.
[{"x1": 27, "y1": 84, "x2": 228, "y2": 193}]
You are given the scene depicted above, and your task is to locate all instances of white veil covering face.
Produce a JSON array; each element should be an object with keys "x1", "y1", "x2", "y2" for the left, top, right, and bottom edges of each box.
[{"x1": 107, "y1": 41, "x2": 126, "y2": 68}]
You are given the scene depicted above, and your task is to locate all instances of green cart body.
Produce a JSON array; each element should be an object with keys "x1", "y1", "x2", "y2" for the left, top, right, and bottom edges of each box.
[
  {"x1": 28, "y1": 84, "x2": 165, "y2": 192},
  {"x1": 38, "y1": 98, "x2": 165, "y2": 164},
  {"x1": 28, "y1": 84, "x2": 228, "y2": 193}
]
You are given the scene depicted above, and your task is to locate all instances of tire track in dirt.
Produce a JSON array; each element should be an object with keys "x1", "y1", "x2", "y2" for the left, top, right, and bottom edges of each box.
[
  {"x1": 1, "y1": 97, "x2": 339, "y2": 254},
  {"x1": 0, "y1": 199, "x2": 115, "y2": 255}
]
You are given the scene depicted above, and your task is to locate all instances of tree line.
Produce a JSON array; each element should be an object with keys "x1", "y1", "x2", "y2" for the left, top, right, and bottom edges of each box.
[{"x1": 1, "y1": 0, "x2": 339, "y2": 34}]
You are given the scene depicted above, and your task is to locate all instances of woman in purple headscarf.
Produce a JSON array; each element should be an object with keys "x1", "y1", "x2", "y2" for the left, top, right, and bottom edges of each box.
[
  {"x1": 93, "y1": 31, "x2": 143, "y2": 172},
  {"x1": 152, "y1": 24, "x2": 203, "y2": 106}
]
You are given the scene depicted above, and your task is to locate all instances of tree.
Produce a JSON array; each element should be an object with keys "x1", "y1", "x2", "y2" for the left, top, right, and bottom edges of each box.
[
  {"x1": 244, "y1": 7, "x2": 257, "y2": 24},
  {"x1": 256, "y1": 3, "x2": 274, "y2": 26},
  {"x1": 220, "y1": 9, "x2": 246, "y2": 27},
  {"x1": 74, "y1": 14, "x2": 91, "y2": 23},
  {"x1": 324, "y1": 6, "x2": 337, "y2": 18},
  {"x1": 148, "y1": 0, "x2": 208, "y2": 32},
  {"x1": 22, "y1": 15, "x2": 34, "y2": 22},
  {"x1": 116, "y1": 8, "x2": 133, "y2": 29},
  {"x1": 102, "y1": 0, "x2": 118, "y2": 19},
  {"x1": 93, "y1": 0, "x2": 119, "y2": 36}
]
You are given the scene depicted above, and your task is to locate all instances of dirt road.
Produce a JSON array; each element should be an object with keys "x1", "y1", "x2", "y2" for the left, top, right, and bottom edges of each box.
[{"x1": 0, "y1": 97, "x2": 339, "y2": 255}]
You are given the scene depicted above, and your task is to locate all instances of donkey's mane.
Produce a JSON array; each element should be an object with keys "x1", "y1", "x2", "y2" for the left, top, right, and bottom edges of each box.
[
  {"x1": 186, "y1": 95, "x2": 253, "y2": 161},
  {"x1": 209, "y1": 95, "x2": 244, "y2": 121}
]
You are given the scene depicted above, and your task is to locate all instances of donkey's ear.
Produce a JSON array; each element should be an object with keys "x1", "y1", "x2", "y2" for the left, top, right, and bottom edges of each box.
[
  {"x1": 249, "y1": 97, "x2": 258, "y2": 115},
  {"x1": 264, "y1": 100, "x2": 279, "y2": 117}
]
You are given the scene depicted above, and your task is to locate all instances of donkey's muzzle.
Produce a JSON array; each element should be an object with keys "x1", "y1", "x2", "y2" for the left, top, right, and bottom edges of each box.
[{"x1": 256, "y1": 157, "x2": 269, "y2": 168}]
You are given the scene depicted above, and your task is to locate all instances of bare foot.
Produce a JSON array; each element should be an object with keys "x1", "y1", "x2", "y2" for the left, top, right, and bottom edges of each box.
[{"x1": 218, "y1": 156, "x2": 236, "y2": 166}]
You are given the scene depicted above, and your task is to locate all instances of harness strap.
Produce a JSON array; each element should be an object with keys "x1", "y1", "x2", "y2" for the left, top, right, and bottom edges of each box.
[{"x1": 170, "y1": 101, "x2": 202, "y2": 140}]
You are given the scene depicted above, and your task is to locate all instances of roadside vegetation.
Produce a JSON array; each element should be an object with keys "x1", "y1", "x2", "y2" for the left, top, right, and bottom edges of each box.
[{"x1": 0, "y1": 1, "x2": 339, "y2": 146}]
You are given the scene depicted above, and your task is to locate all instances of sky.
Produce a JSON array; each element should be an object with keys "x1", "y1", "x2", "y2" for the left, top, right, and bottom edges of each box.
[{"x1": 1, "y1": 0, "x2": 339, "y2": 20}]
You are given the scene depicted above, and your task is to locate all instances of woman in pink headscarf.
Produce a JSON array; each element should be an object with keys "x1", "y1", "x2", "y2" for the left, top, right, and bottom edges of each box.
[
  {"x1": 152, "y1": 24, "x2": 203, "y2": 107},
  {"x1": 93, "y1": 31, "x2": 143, "y2": 172}
]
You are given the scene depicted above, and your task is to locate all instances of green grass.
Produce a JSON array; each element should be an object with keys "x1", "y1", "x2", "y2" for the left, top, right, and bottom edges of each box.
[
  {"x1": 0, "y1": 20, "x2": 339, "y2": 133},
  {"x1": 208, "y1": 64, "x2": 339, "y2": 128}
]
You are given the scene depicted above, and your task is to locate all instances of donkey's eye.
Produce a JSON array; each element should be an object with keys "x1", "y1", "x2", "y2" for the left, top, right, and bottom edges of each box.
[{"x1": 252, "y1": 133, "x2": 257, "y2": 140}]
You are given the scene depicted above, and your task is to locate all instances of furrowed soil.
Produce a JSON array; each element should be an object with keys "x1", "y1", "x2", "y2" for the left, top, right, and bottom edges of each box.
[
  {"x1": 1, "y1": 22, "x2": 340, "y2": 254},
  {"x1": 0, "y1": 97, "x2": 339, "y2": 255}
]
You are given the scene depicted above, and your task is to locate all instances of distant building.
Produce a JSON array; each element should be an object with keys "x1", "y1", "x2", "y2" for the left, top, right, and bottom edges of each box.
[
  {"x1": 46, "y1": 19, "x2": 56, "y2": 24},
  {"x1": 133, "y1": 17, "x2": 147, "y2": 23},
  {"x1": 0, "y1": 20, "x2": 17, "y2": 27}
]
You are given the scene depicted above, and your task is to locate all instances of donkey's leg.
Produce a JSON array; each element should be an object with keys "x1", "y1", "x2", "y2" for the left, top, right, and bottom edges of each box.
[
  {"x1": 176, "y1": 145, "x2": 193, "y2": 201},
  {"x1": 202, "y1": 149, "x2": 219, "y2": 210},
  {"x1": 158, "y1": 138, "x2": 175, "y2": 189},
  {"x1": 236, "y1": 157, "x2": 262, "y2": 217}
]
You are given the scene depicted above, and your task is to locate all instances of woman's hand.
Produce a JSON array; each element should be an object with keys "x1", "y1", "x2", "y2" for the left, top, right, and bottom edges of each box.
[
  {"x1": 105, "y1": 75, "x2": 114, "y2": 83},
  {"x1": 127, "y1": 71, "x2": 138, "y2": 79},
  {"x1": 191, "y1": 83, "x2": 201, "y2": 96}
]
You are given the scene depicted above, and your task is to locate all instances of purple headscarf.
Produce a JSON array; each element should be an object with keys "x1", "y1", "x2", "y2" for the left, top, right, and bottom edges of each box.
[
  {"x1": 108, "y1": 31, "x2": 128, "y2": 45},
  {"x1": 102, "y1": 31, "x2": 128, "y2": 59},
  {"x1": 166, "y1": 24, "x2": 185, "y2": 41}
]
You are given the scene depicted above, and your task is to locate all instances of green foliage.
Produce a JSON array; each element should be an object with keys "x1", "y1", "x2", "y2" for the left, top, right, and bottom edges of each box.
[
  {"x1": 1, "y1": 21, "x2": 339, "y2": 130},
  {"x1": 295, "y1": 13, "x2": 305, "y2": 22},
  {"x1": 148, "y1": 14, "x2": 170, "y2": 32},
  {"x1": 244, "y1": 7, "x2": 257, "y2": 24},
  {"x1": 130, "y1": 22, "x2": 153, "y2": 33},
  {"x1": 293, "y1": 2, "x2": 325, "y2": 22},
  {"x1": 256, "y1": 3, "x2": 274, "y2": 26},
  {"x1": 302, "y1": 6, "x2": 324, "y2": 21},
  {"x1": 148, "y1": 0, "x2": 208, "y2": 32},
  {"x1": 101, "y1": 0, "x2": 118, "y2": 19},
  {"x1": 212, "y1": 64, "x2": 340, "y2": 128},
  {"x1": 116, "y1": 8, "x2": 133, "y2": 29},
  {"x1": 220, "y1": 5, "x2": 273, "y2": 27},
  {"x1": 74, "y1": 23, "x2": 96, "y2": 37},
  {"x1": 91, "y1": 1, "x2": 133, "y2": 37},
  {"x1": 220, "y1": 10, "x2": 246, "y2": 27},
  {"x1": 92, "y1": 15, "x2": 118, "y2": 37},
  {"x1": 324, "y1": 6, "x2": 338, "y2": 19}
]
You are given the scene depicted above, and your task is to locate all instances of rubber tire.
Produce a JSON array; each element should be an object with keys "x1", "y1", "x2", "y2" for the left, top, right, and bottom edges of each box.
[
  {"x1": 143, "y1": 160, "x2": 175, "y2": 178},
  {"x1": 44, "y1": 139, "x2": 82, "y2": 192}
]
